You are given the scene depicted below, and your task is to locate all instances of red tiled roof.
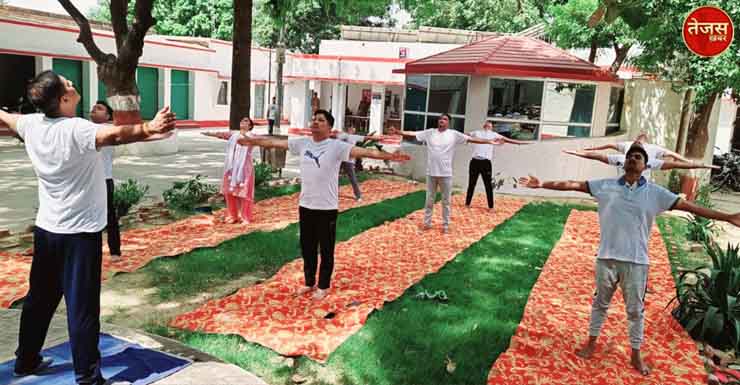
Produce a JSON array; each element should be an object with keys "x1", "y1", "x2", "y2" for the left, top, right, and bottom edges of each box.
[{"x1": 397, "y1": 36, "x2": 620, "y2": 83}]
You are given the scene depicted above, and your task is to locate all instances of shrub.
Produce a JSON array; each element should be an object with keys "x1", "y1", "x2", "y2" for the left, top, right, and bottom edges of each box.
[
  {"x1": 667, "y1": 169, "x2": 681, "y2": 194},
  {"x1": 163, "y1": 175, "x2": 218, "y2": 212},
  {"x1": 253, "y1": 161, "x2": 273, "y2": 187},
  {"x1": 672, "y1": 242, "x2": 740, "y2": 351},
  {"x1": 683, "y1": 184, "x2": 718, "y2": 244},
  {"x1": 113, "y1": 179, "x2": 149, "y2": 217}
]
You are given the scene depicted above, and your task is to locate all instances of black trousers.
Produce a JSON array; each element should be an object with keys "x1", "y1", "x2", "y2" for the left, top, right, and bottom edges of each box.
[
  {"x1": 105, "y1": 179, "x2": 121, "y2": 256},
  {"x1": 16, "y1": 227, "x2": 104, "y2": 384},
  {"x1": 465, "y1": 158, "x2": 494, "y2": 208},
  {"x1": 299, "y1": 206, "x2": 338, "y2": 290},
  {"x1": 268, "y1": 119, "x2": 275, "y2": 135}
]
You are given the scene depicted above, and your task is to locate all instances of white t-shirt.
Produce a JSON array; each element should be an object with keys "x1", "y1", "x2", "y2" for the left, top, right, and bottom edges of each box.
[
  {"x1": 16, "y1": 114, "x2": 107, "y2": 234},
  {"x1": 100, "y1": 147, "x2": 114, "y2": 179},
  {"x1": 469, "y1": 130, "x2": 502, "y2": 161},
  {"x1": 267, "y1": 104, "x2": 277, "y2": 120},
  {"x1": 335, "y1": 132, "x2": 364, "y2": 161},
  {"x1": 588, "y1": 178, "x2": 679, "y2": 265},
  {"x1": 616, "y1": 141, "x2": 667, "y2": 161},
  {"x1": 415, "y1": 128, "x2": 469, "y2": 177},
  {"x1": 288, "y1": 137, "x2": 353, "y2": 210},
  {"x1": 607, "y1": 154, "x2": 664, "y2": 179}
]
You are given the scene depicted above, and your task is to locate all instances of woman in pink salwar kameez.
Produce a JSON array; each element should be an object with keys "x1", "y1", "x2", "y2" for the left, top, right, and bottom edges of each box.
[{"x1": 202, "y1": 117, "x2": 257, "y2": 223}]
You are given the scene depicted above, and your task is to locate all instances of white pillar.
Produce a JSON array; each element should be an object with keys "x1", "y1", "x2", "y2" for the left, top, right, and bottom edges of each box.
[
  {"x1": 160, "y1": 68, "x2": 171, "y2": 112},
  {"x1": 592, "y1": 83, "x2": 611, "y2": 137},
  {"x1": 369, "y1": 84, "x2": 386, "y2": 134},
  {"x1": 82, "y1": 61, "x2": 95, "y2": 118},
  {"x1": 34, "y1": 56, "x2": 52, "y2": 74},
  {"x1": 89, "y1": 61, "x2": 99, "y2": 103},
  {"x1": 464, "y1": 76, "x2": 490, "y2": 133},
  {"x1": 289, "y1": 80, "x2": 311, "y2": 128},
  {"x1": 331, "y1": 82, "x2": 347, "y2": 130}
]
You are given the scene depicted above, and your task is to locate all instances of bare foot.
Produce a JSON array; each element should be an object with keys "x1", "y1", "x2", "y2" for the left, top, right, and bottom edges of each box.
[
  {"x1": 575, "y1": 343, "x2": 596, "y2": 359},
  {"x1": 312, "y1": 288, "x2": 329, "y2": 300},
  {"x1": 110, "y1": 254, "x2": 121, "y2": 262},
  {"x1": 225, "y1": 217, "x2": 239, "y2": 224},
  {"x1": 631, "y1": 352, "x2": 651, "y2": 376},
  {"x1": 422, "y1": 224, "x2": 431, "y2": 231},
  {"x1": 295, "y1": 286, "x2": 315, "y2": 297}
]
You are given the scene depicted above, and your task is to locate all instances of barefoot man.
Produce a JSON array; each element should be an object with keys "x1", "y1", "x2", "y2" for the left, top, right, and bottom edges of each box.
[
  {"x1": 518, "y1": 142, "x2": 740, "y2": 375},
  {"x1": 238, "y1": 109, "x2": 410, "y2": 300}
]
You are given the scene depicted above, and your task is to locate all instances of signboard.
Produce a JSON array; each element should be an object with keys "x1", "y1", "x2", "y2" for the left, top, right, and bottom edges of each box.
[{"x1": 682, "y1": 6, "x2": 734, "y2": 57}]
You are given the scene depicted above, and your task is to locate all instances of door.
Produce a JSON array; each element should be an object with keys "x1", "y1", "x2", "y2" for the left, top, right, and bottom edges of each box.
[
  {"x1": 52, "y1": 58, "x2": 84, "y2": 117},
  {"x1": 136, "y1": 67, "x2": 159, "y2": 120},
  {"x1": 171, "y1": 70, "x2": 190, "y2": 120}
]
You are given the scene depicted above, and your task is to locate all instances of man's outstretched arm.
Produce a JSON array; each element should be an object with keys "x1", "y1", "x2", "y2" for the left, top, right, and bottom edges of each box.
[
  {"x1": 237, "y1": 135, "x2": 289, "y2": 150},
  {"x1": 674, "y1": 200, "x2": 740, "y2": 227},
  {"x1": 518, "y1": 175, "x2": 589, "y2": 193}
]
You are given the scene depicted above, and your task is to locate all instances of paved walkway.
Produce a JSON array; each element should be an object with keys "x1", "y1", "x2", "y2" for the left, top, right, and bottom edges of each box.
[
  {"x1": 0, "y1": 308, "x2": 267, "y2": 384},
  {"x1": 0, "y1": 127, "x2": 300, "y2": 233}
]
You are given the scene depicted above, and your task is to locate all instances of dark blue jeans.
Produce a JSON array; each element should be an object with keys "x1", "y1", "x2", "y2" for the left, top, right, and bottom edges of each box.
[{"x1": 15, "y1": 226, "x2": 104, "y2": 384}]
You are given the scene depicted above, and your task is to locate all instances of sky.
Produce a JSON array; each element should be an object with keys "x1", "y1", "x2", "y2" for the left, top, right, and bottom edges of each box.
[{"x1": 5, "y1": 0, "x2": 100, "y2": 15}]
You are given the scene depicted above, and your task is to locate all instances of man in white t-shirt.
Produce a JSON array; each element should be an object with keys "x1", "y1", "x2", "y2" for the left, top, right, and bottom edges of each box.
[
  {"x1": 90, "y1": 100, "x2": 121, "y2": 260},
  {"x1": 465, "y1": 120, "x2": 532, "y2": 209},
  {"x1": 563, "y1": 148, "x2": 718, "y2": 179},
  {"x1": 390, "y1": 114, "x2": 502, "y2": 233},
  {"x1": 0, "y1": 70, "x2": 176, "y2": 385},
  {"x1": 238, "y1": 109, "x2": 410, "y2": 300},
  {"x1": 519, "y1": 142, "x2": 740, "y2": 376},
  {"x1": 584, "y1": 132, "x2": 693, "y2": 164}
]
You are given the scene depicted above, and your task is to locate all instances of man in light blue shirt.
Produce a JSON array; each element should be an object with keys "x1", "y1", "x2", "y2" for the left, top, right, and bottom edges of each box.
[{"x1": 519, "y1": 143, "x2": 740, "y2": 376}]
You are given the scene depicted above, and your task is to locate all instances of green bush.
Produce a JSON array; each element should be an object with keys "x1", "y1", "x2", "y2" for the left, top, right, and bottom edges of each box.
[
  {"x1": 667, "y1": 169, "x2": 681, "y2": 194},
  {"x1": 683, "y1": 184, "x2": 717, "y2": 244},
  {"x1": 113, "y1": 179, "x2": 149, "y2": 217},
  {"x1": 673, "y1": 242, "x2": 740, "y2": 351},
  {"x1": 253, "y1": 161, "x2": 273, "y2": 187},
  {"x1": 163, "y1": 175, "x2": 218, "y2": 212}
]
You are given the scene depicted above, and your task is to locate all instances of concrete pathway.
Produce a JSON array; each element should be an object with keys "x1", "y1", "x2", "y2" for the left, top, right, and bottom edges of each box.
[{"x1": 0, "y1": 309, "x2": 268, "y2": 385}]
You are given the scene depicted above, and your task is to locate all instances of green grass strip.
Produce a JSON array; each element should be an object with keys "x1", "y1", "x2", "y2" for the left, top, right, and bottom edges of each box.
[
  {"x1": 141, "y1": 189, "x2": 427, "y2": 301},
  {"x1": 151, "y1": 202, "x2": 575, "y2": 385}
]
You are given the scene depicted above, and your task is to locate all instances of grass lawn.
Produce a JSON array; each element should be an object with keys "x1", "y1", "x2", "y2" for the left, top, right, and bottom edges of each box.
[
  {"x1": 150, "y1": 202, "x2": 578, "y2": 385},
  {"x1": 656, "y1": 215, "x2": 712, "y2": 282}
]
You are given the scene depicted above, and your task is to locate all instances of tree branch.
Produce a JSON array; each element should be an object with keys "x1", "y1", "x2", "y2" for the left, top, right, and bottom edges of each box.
[
  {"x1": 57, "y1": 0, "x2": 108, "y2": 63},
  {"x1": 110, "y1": 0, "x2": 129, "y2": 50},
  {"x1": 120, "y1": 0, "x2": 155, "y2": 70}
]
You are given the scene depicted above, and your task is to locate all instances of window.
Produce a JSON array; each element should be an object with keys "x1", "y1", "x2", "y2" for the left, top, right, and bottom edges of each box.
[
  {"x1": 403, "y1": 75, "x2": 468, "y2": 132},
  {"x1": 540, "y1": 82, "x2": 595, "y2": 139},
  {"x1": 606, "y1": 87, "x2": 625, "y2": 135},
  {"x1": 487, "y1": 78, "x2": 599, "y2": 141},
  {"x1": 487, "y1": 79, "x2": 543, "y2": 140},
  {"x1": 217, "y1": 81, "x2": 229, "y2": 105}
]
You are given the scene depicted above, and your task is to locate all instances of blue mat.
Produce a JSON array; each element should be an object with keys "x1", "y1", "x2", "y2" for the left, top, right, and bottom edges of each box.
[{"x1": 0, "y1": 333, "x2": 191, "y2": 384}]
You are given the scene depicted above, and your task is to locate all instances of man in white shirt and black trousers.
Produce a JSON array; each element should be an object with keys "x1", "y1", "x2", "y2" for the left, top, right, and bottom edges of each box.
[
  {"x1": 465, "y1": 120, "x2": 531, "y2": 210},
  {"x1": 518, "y1": 142, "x2": 740, "y2": 376},
  {"x1": 390, "y1": 114, "x2": 503, "y2": 233},
  {"x1": 90, "y1": 100, "x2": 121, "y2": 260},
  {"x1": 238, "y1": 109, "x2": 411, "y2": 300},
  {"x1": 0, "y1": 70, "x2": 176, "y2": 384}
]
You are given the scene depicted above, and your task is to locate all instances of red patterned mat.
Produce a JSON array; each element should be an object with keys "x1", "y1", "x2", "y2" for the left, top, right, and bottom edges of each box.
[
  {"x1": 0, "y1": 179, "x2": 422, "y2": 308},
  {"x1": 487, "y1": 210, "x2": 705, "y2": 385},
  {"x1": 170, "y1": 195, "x2": 527, "y2": 362}
]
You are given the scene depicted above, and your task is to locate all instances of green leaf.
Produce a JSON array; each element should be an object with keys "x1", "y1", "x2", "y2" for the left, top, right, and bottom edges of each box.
[{"x1": 702, "y1": 306, "x2": 725, "y2": 340}]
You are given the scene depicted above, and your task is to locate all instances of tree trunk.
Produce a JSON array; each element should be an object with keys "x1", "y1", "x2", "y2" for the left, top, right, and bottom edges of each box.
[
  {"x1": 230, "y1": 0, "x2": 252, "y2": 131},
  {"x1": 675, "y1": 88, "x2": 694, "y2": 154},
  {"x1": 680, "y1": 91, "x2": 719, "y2": 200},
  {"x1": 685, "y1": 92, "x2": 719, "y2": 159},
  {"x1": 588, "y1": 37, "x2": 598, "y2": 63},
  {"x1": 97, "y1": 61, "x2": 141, "y2": 125},
  {"x1": 275, "y1": 40, "x2": 286, "y2": 133},
  {"x1": 609, "y1": 43, "x2": 631, "y2": 74}
]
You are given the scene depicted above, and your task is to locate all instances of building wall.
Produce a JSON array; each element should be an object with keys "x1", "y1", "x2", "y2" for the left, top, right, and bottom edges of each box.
[
  {"x1": 714, "y1": 96, "x2": 738, "y2": 155},
  {"x1": 319, "y1": 40, "x2": 460, "y2": 59}
]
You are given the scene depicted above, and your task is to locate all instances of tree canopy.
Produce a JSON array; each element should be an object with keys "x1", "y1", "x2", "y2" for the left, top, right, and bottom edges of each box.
[{"x1": 400, "y1": 0, "x2": 550, "y2": 33}]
